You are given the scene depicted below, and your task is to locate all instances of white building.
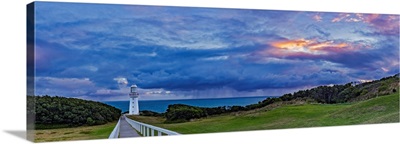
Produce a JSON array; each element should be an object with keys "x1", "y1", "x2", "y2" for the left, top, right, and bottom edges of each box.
[{"x1": 129, "y1": 84, "x2": 139, "y2": 115}]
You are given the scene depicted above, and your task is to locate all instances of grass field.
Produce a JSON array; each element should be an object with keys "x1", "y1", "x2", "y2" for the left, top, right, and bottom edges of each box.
[
  {"x1": 34, "y1": 121, "x2": 117, "y2": 142},
  {"x1": 128, "y1": 93, "x2": 399, "y2": 134}
]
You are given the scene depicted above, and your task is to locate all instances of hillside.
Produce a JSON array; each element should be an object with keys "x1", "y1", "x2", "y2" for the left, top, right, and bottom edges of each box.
[
  {"x1": 279, "y1": 73, "x2": 399, "y2": 104},
  {"x1": 27, "y1": 96, "x2": 121, "y2": 129},
  {"x1": 157, "y1": 74, "x2": 399, "y2": 123},
  {"x1": 346, "y1": 74, "x2": 399, "y2": 102},
  {"x1": 128, "y1": 92, "x2": 399, "y2": 134}
]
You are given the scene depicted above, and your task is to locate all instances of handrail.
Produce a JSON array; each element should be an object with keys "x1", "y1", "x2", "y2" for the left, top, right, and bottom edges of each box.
[
  {"x1": 108, "y1": 118, "x2": 121, "y2": 139},
  {"x1": 124, "y1": 115, "x2": 180, "y2": 136}
]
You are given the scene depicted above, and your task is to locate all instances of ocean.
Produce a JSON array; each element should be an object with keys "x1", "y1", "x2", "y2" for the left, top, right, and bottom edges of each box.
[{"x1": 104, "y1": 96, "x2": 271, "y2": 113}]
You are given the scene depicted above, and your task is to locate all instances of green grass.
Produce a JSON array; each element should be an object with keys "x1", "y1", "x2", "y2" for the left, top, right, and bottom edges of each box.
[
  {"x1": 34, "y1": 121, "x2": 117, "y2": 142},
  {"x1": 128, "y1": 93, "x2": 399, "y2": 134}
]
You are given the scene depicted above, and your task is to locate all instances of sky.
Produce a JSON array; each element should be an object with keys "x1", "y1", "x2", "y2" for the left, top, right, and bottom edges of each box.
[{"x1": 31, "y1": 2, "x2": 399, "y2": 101}]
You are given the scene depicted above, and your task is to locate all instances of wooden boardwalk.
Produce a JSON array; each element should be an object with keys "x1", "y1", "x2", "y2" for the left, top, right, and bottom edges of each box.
[{"x1": 119, "y1": 117, "x2": 141, "y2": 138}]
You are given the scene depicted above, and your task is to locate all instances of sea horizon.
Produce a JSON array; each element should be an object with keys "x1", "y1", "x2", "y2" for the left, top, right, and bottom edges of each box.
[
  {"x1": 103, "y1": 95, "x2": 279, "y2": 102},
  {"x1": 104, "y1": 96, "x2": 274, "y2": 113}
]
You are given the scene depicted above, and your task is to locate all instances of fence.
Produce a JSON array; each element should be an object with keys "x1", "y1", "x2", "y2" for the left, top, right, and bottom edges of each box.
[
  {"x1": 108, "y1": 118, "x2": 121, "y2": 139},
  {"x1": 124, "y1": 115, "x2": 181, "y2": 136}
]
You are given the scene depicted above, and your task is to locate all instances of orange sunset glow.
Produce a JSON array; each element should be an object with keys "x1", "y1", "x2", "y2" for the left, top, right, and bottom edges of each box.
[{"x1": 271, "y1": 39, "x2": 349, "y2": 54}]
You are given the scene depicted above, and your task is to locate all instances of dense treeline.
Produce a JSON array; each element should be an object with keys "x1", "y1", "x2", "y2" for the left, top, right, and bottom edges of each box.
[
  {"x1": 161, "y1": 74, "x2": 399, "y2": 123},
  {"x1": 27, "y1": 96, "x2": 121, "y2": 129},
  {"x1": 165, "y1": 104, "x2": 207, "y2": 123},
  {"x1": 164, "y1": 104, "x2": 257, "y2": 123},
  {"x1": 140, "y1": 110, "x2": 164, "y2": 117}
]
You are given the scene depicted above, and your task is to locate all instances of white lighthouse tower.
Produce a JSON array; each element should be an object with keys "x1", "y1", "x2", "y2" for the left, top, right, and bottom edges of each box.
[{"x1": 129, "y1": 84, "x2": 139, "y2": 115}]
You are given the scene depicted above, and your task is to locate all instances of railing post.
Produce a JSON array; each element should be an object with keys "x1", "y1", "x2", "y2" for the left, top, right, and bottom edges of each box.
[
  {"x1": 151, "y1": 129, "x2": 154, "y2": 136},
  {"x1": 158, "y1": 131, "x2": 162, "y2": 136},
  {"x1": 146, "y1": 127, "x2": 149, "y2": 136},
  {"x1": 143, "y1": 126, "x2": 146, "y2": 136},
  {"x1": 134, "y1": 123, "x2": 137, "y2": 130}
]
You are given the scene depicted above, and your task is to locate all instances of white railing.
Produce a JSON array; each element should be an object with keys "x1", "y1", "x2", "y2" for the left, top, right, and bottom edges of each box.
[
  {"x1": 124, "y1": 115, "x2": 181, "y2": 136},
  {"x1": 108, "y1": 118, "x2": 121, "y2": 139}
]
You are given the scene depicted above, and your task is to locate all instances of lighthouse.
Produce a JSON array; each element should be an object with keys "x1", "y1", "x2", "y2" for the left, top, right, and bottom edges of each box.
[{"x1": 129, "y1": 84, "x2": 139, "y2": 115}]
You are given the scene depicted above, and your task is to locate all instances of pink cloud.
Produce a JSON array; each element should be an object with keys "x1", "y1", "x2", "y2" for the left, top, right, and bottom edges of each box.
[
  {"x1": 313, "y1": 13, "x2": 323, "y2": 22},
  {"x1": 330, "y1": 13, "x2": 399, "y2": 35},
  {"x1": 364, "y1": 14, "x2": 399, "y2": 35}
]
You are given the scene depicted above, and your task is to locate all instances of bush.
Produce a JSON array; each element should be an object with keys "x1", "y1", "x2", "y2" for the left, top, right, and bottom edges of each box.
[
  {"x1": 86, "y1": 117, "x2": 95, "y2": 125},
  {"x1": 378, "y1": 84, "x2": 388, "y2": 92},
  {"x1": 165, "y1": 104, "x2": 207, "y2": 123}
]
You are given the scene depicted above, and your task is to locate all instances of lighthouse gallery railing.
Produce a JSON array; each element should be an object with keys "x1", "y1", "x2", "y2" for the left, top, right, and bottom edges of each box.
[{"x1": 124, "y1": 115, "x2": 181, "y2": 136}]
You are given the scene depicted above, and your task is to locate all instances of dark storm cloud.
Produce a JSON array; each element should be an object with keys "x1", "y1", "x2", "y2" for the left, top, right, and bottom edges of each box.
[{"x1": 33, "y1": 2, "x2": 399, "y2": 100}]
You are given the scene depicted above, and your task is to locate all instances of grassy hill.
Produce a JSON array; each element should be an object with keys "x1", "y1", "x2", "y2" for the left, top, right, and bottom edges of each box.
[
  {"x1": 128, "y1": 92, "x2": 399, "y2": 134},
  {"x1": 346, "y1": 74, "x2": 399, "y2": 102},
  {"x1": 34, "y1": 121, "x2": 117, "y2": 142},
  {"x1": 141, "y1": 74, "x2": 399, "y2": 123}
]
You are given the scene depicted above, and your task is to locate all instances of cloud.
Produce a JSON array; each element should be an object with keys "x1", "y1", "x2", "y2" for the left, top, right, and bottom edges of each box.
[
  {"x1": 32, "y1": 2, "x2": 399, "y2": 101},
  {"x1": 306, "y1": 24, "x2": 331, "y2": 37},
  {"x1": 59, "y1": 65, "x2": 98, "y2": 76},
  {"x1": 313, "y1": 13, "x2": 323, "y2": 22},
  {"x1": 200, "y1": 55, "x2": 229, "y2": 61},
  {"x1": 331, "y1": 13, "x2": 358, "y2": 23},
  {"x1": 330, "y1": 13, "x2": 399, "y2": 35},
  {"x1": 34, "y1": 2, "x2": 302, "y2": 51},
  {"x1": 364, "y1": 14, "x2": 399, "y2": 35},
  {"x1": 36, "y1": 77, "x2": 95, "y2": 89},
  {"x1": 35, "y1": 77, "x2": 96, "y2": 96},
  {"x1": 113, "y1": 77, "x2": 128, "y2": 85},
  {"x1": 269, "y1": 38, "x2": 350, "y2": 55}
]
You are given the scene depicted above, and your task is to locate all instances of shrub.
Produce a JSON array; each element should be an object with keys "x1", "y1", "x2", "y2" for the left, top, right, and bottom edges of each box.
[
  {"x1": 165, "y1": 104, "x2": 206, "y2": 123},
  {"x1": 86, "y1": 117, "x2": 95, "y2": 126}
]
